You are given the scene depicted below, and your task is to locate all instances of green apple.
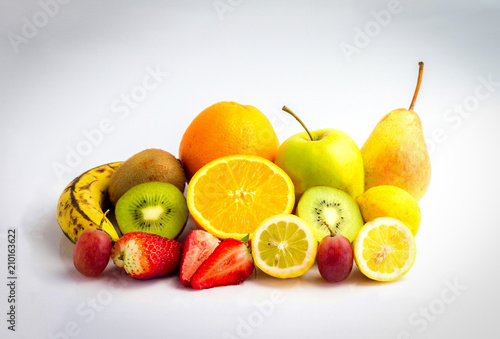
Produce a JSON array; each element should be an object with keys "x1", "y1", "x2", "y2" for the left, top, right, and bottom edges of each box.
[{"x1": 275, "y1": 106, "x2": 364, "y2": 200}]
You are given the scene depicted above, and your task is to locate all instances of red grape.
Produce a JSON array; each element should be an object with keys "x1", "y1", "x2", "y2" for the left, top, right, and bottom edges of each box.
[
  {"x1": 73, "y1": 229, "x2": 112, "y2": 276},
  {"x1": 317, "y1": 233, "x2": 353, "y2": 282}
]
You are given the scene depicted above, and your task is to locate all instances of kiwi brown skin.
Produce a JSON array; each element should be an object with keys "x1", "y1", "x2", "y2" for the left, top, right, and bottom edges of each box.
[{"x1": 109, "y1": 148, "x2": 186, "y2": 206}]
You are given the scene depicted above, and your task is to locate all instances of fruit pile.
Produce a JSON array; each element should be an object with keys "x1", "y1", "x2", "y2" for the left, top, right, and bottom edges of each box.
[{"x1": 58, "y1": 62, "x2": 430, "y2": 288}]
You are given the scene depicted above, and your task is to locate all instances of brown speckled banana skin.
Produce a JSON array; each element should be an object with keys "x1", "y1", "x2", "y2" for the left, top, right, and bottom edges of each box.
[{"x1": 56, "y1": 162, "x2": 123, "y2": 243}]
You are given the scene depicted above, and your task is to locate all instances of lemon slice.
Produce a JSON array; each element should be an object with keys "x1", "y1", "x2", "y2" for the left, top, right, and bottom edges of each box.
[
  {"x1": 353, "y1": 217, "x2": 416, "y2": 282},
  {"x1": 251, "y1": 214, "x2": 317, "y2": 279}
]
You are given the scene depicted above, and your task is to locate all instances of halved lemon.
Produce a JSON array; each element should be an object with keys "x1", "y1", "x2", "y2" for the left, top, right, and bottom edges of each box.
[
  {"x1": 251, "y1": 214, "x2": 317, "y2": 279},
  {"x1": 186, "y1": 155, "x2": 295, "y2": 239},
  {"x1": 353, "y1": 217, "x2": 416, "y2": 282}
]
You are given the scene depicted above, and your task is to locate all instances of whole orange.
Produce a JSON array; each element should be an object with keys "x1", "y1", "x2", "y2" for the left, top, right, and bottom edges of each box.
[{"x1": 179, "y1": 101, "x2": 279, "y2": 180}]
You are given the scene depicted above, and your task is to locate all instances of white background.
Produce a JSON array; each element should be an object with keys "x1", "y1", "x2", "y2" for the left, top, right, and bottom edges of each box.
[{"x1": 1, "y1": 1, "x2": 500, "y2": 338}]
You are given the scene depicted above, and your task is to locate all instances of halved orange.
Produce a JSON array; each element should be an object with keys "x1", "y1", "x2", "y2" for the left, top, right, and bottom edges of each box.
[{"x1": 186, "y1": 155, "x2": 295, "y2": 239}]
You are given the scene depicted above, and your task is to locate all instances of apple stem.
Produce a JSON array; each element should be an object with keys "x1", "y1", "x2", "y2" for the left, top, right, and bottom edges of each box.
[
  {"x1": 409, "y1": 61, "x2": 424, "y2": 111},
  {"x1": 282, "y1": 106, "x2": 314, "y2": 141}
]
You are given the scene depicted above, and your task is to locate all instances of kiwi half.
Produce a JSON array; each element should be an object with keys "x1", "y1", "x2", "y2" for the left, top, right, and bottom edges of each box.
[
  {"x1": 115, "y1": 181, "x2": 188, "y2": 239},
  {"x1": 296, "y1": 186, "x2": 363, "y2": 242}
]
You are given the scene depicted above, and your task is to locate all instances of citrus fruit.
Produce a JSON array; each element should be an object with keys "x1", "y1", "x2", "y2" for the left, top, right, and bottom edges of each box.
[
  {"x1": 186, "y1": 155, "x2": 295, "y2": 239},
  {"x1": 179, "y1": 101, "x2": 279, "y2": 180},
  {"x1": 251, "y1": 214, "x2": 317, "y2": 279},
  {"x1": 353, "y1": 217, "x2": 416, "y2": 282},
  {"x1": 356, "y1": 185, "x2": 421, "y2": 236}
]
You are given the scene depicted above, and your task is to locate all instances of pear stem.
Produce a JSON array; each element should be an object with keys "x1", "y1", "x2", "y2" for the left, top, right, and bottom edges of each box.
[
  {"x1": 282, "y1": 106, "x2": 314, "y2": 141},
  {"x1": 409, "y1": 61, "x2": 424, "y2": 111}
]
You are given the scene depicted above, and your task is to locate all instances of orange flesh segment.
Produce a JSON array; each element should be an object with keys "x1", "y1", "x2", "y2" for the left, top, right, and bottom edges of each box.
[{"x1": 192, "y1": 158, "x2": 292, "y2": 235}]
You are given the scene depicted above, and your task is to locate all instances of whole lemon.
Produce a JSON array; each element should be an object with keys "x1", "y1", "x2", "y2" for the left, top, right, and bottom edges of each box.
[
  {"x1": 356, "y1": 185, "x2": 421, "y2": 236},
  {"x1": 179, "y1": 101, "x2": 279, "y2": 180}
]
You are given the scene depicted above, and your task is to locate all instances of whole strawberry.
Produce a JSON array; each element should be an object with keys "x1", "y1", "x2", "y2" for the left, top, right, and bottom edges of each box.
[{"x1": 111, "y1": 232, "x2": 183, "y2": 279}]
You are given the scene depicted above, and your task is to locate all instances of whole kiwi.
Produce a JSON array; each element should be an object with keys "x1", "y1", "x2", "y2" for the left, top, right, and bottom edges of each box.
[{"x1": 109, "y1": 148, "x2": 186, "y2": 205}]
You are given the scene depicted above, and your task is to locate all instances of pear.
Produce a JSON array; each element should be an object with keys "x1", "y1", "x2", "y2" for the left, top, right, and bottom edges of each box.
[{"x1": 361, "y1": 62, "x2": 430, "y2": 201}]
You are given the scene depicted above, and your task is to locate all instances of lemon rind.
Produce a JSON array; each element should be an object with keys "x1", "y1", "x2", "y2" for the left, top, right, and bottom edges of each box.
[{"x1": 354, "y1": 217, "x2": 416, "y2": 282}]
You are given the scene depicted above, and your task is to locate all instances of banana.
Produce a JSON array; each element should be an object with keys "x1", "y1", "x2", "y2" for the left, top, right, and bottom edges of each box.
[{"x1": 57, "y1": 162, "x2": 123, "y2": 244}]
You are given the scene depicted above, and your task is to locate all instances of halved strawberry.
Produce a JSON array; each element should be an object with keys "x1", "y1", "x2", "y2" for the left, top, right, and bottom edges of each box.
[
  {"x1": 190, "y1": 238, "x2": 254, "y2": 289},
  {"x1": 111, "y1": 232, "x2": 183, "y2": 279},
  {"x1": 180, "y1": 230, "x2": 220, "y2": 286}
]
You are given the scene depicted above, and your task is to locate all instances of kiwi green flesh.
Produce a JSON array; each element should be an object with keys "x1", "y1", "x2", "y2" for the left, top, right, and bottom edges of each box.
[
  {"x1": 297, "y1": 186, "x2": 363, "y2": 243},
  {"x1": 115, "y1": 181, "x2": 188, "y2": 239}
]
